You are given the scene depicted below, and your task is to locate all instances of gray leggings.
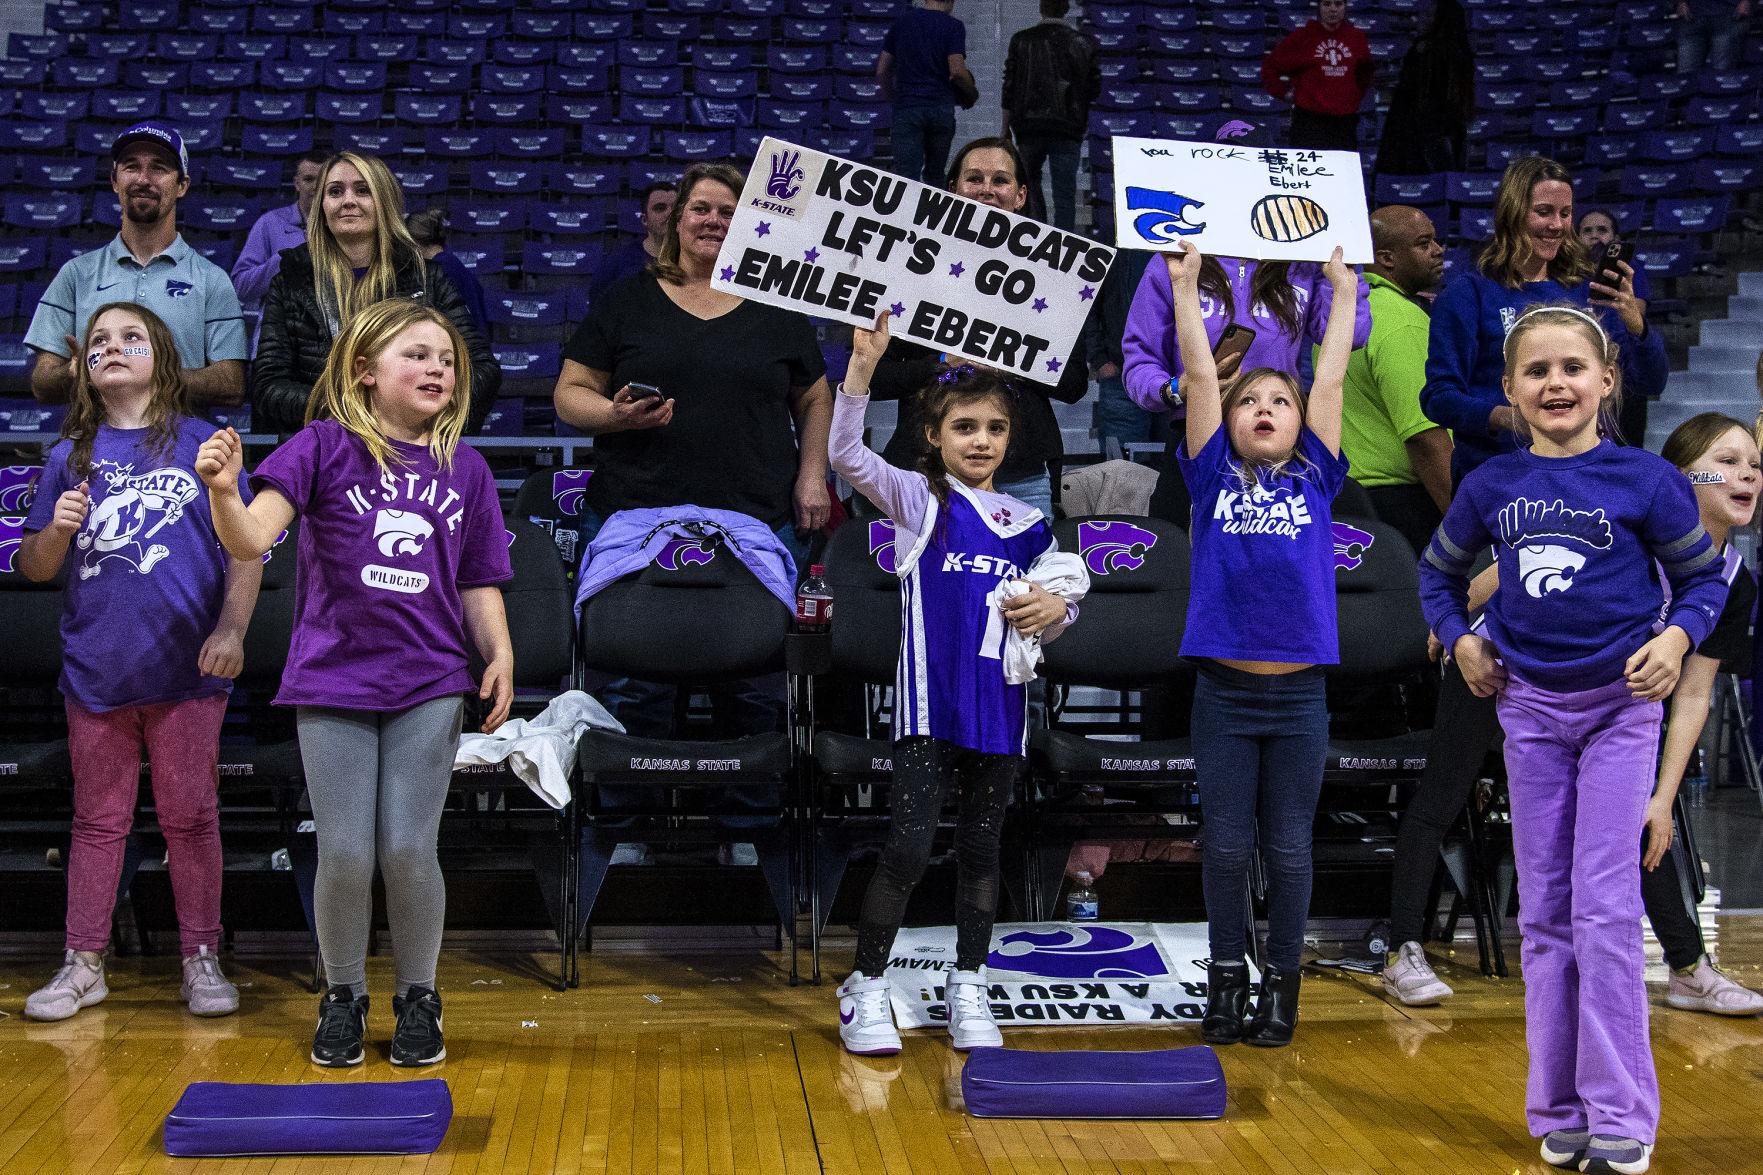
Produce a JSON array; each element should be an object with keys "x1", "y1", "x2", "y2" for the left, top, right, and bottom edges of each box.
[{"x1": 297, "y1": 697, "x2": 463, "y2": 997}]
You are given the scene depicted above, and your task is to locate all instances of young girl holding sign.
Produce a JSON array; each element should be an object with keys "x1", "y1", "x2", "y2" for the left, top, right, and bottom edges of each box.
[
  {"x1": 830, "y1": 311, "x2": 1088, "y2": 1056},
  {"x1": 20, "y1": 303, "x2": 260, "y2": 1022},
  {"x1": 199, "y1": 299, "x2": 513, "y2": 1069},
  {"x1": 1169, "y1": 243, "x2": 1359, "y2": 1049},
  {"x1": 1420, "y1": 306, "x2": 1726, "y2": 1174}
]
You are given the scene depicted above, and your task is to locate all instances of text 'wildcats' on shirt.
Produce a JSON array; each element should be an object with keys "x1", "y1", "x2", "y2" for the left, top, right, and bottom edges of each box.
[
  {"x1": 343, "y1": 469, "x2": 467, "y2": 532},
  {"x1": 941, "y1": 552, "x2": 1025, "y2": 577},
  {"x1": 1211, "y1": 484, "x2": 1314, "y2": 539}
]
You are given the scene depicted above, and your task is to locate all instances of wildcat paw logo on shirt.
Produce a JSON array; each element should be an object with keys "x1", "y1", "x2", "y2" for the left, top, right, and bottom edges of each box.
[
  {"x1": 74, "y1": 460, "x2": 199, "y2": 580},
  {"x1": 1077, "y1": 520, "x2": 1159, "y2": 575},
  {"x1": 1497, "y1": 497, "x2": 1613, "y2": 598}
]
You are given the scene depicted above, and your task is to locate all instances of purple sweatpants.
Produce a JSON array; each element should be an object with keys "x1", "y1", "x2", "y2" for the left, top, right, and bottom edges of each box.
[
  {"x1": 1498, "y1": 674, "x2": 1661, "y2": 1145},
  {"x1": 64, "y1": 693, "x2": 229, "y2": 957}
]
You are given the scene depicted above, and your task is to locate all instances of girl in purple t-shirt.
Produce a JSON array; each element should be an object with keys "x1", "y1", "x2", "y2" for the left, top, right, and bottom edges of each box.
[
  {"x1": 19, "y1": 303, "x2": 263, "y2": 1025},
  {"x1": 1169, "y1": 243, "x2": 1359, "y2": 1050},
  {"x1": 200, "y1": 300, "x2": 513, "y2": 1070}
]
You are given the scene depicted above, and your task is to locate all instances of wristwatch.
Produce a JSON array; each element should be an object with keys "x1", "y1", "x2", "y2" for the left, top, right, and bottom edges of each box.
[{"x1": 1160, "y1": 379, "x2": 1183, "y2": 409}]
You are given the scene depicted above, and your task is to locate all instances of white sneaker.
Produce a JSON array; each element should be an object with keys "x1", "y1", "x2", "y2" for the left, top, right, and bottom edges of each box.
[
  {"x1": 837, "y1": 972, "x2": 901, "y2": 1055},
  {"x1": 181, "y1": 946, "x2": 240, "y2": 1017},
  {"x1": 25, "y1": 950, "x2": 108, "y2": 1021},
  {"x1": 1666, "y1": 954, "x2": 1763, "y2": 1016},
  {"x1": 1382, "y1": 941, "x2": 1453, "y2": 1006},
  {"x1": 947, "y1": 968, "x2": 1003, "y2": 1050}
]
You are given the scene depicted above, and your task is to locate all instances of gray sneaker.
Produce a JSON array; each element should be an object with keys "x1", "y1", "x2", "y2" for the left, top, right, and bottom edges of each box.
[
  {"x1": 181, "y1": 946, "x2": 240, "y2": 1017},
  {"x1": 25, "y1": 950, "x2": 108, "y2": 1021},
  {"x1": 1382, "y1": 941, "x2": 1453, "y2": 1006},
  {"x1": 1665, "y1": 954, "x2": 1763, "y2": 1016},
  {"x1": 1539, "y1": 1128, "x2": 1590, "y2": 1169},
  {"x1": 1581, "y1": 1135, "x2": 1652, "y2": 1174}
]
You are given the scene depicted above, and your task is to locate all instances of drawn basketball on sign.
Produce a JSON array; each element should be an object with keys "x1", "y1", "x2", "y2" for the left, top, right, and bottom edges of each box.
[{"x1": 1250, "y1": 194, "x2": 1329, "y2": 243}]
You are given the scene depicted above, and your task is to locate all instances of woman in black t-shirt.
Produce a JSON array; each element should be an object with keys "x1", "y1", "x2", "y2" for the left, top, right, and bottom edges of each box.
[{"x1": 554, "y1": 162, "x2": 832, "y2": 549}]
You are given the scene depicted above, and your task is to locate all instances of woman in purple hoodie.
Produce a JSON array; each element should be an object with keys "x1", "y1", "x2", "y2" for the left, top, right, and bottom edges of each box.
[{"x1": 1122, "y1": 254, "x2": 1371, "y2": 524}]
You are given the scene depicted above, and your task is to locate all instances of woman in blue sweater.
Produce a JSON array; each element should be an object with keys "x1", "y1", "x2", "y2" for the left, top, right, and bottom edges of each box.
[{"x1": 1421, "y1": 157, "x2": 1666, "y2": 486}]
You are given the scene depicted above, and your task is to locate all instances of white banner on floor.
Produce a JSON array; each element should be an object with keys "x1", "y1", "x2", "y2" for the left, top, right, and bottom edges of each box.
[{"x1": 885, "y1": 922, "x2": 1251, "y2": 1030}]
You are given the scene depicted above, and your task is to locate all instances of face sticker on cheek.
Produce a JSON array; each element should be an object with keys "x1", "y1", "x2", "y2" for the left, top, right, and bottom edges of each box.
[
  {"x1": 121, "y1": 345, "x2": 151, "y2": 358},
  {"x1": 87, "y1": 349, "x2": 103, "y2": 370},
  {"x1": 1688, "y1": 470, "x2": 1726, "y2": 485}
]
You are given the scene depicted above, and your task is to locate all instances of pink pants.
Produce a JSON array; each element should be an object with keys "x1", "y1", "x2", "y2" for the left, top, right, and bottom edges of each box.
[{"x1": 64, "y1": 693, "x2": 229, "y2": 956}]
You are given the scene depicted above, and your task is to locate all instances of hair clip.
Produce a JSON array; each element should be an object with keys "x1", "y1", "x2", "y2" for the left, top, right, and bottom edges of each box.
[{"x1": 935, "y1": 364, "x2": 977, "y2": 386}]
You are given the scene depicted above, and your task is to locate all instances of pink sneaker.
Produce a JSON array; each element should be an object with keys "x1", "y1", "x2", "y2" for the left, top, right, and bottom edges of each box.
[{"x1": 1666, "y1": 955, "x2": 1763, "y2": 1016}]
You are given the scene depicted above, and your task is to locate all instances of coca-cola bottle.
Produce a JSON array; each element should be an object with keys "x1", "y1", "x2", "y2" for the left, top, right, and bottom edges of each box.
[{"x1": 795, "y1": 564, "x2": 833, "y2": 633}]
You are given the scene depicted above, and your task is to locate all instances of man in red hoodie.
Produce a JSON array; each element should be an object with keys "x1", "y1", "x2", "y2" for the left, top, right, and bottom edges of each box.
[{"x1": 1261, "y1": 0, "x2": 1375, "y2": 152}]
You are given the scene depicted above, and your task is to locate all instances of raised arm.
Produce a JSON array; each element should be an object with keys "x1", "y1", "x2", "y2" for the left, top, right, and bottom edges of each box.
[
  {"x1": 1306, "y1": 247, "x2": 1358, "y2": 456},
  {"x1": 1168, "y1": 246, "x2": 1220, "y2": 457},
  {"x1": 196, "y1": 428, "x2": 297, "y2": 561},
  {"x1": 833, "y1": 313, "x2": 931, "y2": 526}
]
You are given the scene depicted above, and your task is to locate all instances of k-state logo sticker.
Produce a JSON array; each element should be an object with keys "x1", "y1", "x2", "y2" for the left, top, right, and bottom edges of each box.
[
  {"x1": 1077, "y1": 520, "x2": 1158, "y2": 576},
  {"x1": 1331, "y1": 521, "x2": 1375, "y2": 570}
]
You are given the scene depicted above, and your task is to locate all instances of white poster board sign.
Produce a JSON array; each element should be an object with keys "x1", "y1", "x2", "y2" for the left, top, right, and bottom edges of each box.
[
  {"x1": 1111, "y1": 136, "x2": 1373, "y2": 263},
  {"x1": 712, "y1": 137, "x2": 1113, "y2": 385},
  {"x1": 885, "y1": 921, "x2": 1255, "y2": 1030}
]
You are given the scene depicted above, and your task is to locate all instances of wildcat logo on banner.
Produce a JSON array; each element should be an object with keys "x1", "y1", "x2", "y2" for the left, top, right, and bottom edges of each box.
[
  {"x1": 713, "y1": 137, "x2": 1114, "y2": 386},
  {"x1": 885, "y1": 922, "x2": 1252, "y2": 1029},
  {"x1": 1111, "y1": 136, "x2": 1372, "y2": 263}
]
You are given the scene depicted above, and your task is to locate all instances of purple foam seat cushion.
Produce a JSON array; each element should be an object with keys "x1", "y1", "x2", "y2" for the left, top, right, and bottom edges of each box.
[
  {"x1": 164, "y1": 1079, "x2": 452, "y2": 1157},
  {"x1": 961, "y1": 1045, "x2": 1226, "y2": 1120}
]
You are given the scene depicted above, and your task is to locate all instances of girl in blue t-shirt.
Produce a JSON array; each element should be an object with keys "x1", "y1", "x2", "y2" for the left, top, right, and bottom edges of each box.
[
  {"x1": 1169, "y1": 243, "x2": 1359, "y2": 1049},
  {"x1": 1419, "y1": 305, "x2": 1725, "y2": 1174},
  {"x1": 17, "y1": 302, "x2": 262, "y2": 1024}
]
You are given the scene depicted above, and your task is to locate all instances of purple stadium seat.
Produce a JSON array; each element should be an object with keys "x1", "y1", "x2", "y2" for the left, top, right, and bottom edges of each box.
[
  {"x1": 694, "y1": 97, "x2": 759, "y2": 127},
  {"x1": 624, "y1": 66, "x2": 686, "y2": 96},
  {"x1": 552, "y1": 163, "x2": 622, "y2": 197},
  {"x1": 447, "y1": 236, "x2": 505, "y2": 275},
  {"x1": 89, "y1": 198, "x2": 124, "y2": 227},
  {"x1": 788, "y1": 0, "x2": 838, "y2": 17},
  {"x1": 1699, "y1": 68, "x2": 1762, "y2": 95},
  {"x1": 1716, "y1": 124, "x2": 1763, "y2": 155},
  {"x1": 782, "y1": 18, "x2": 838, "y2": 43},
  {"x1": 583, "y1": 126, "x2": 651, "y2": 157},
  {"x1": 714, "y1": 16, "x2": 767, "y2": 42},
  {"x1": 1581, "y1": 134, "x2": 1639, "y2": 168},
  {"x1": 514, "y1": 12, "x2": 571, "y2": 38},
  {"x1": 241, "y1": 125, "x2": 314, "y2": 157},
  {"x1": 1446, "y1": 172, "x2": 1501, "y2": 206},
  {"x1": 0, "y1": 122, "x2": 67, "y2": 151},
  {"x1": 17, "y1": 157, "x2": 93, "y2": 190},
  {"x1": 1685, "y1": 96, "x2": 1753, "y2": 126},
  {"x1": 1602, "y1": 102, "x2": 1668, "y2": 132},
  {"x1": 262, "y1": 62, "x2": 321, "y2": 91},
  {"x1": 388, "y1": 163, "x2": 447, "y2": 199},
  {"x1": 619, "y1": 41, "x2": 678, "y2": 68},
  {"x1": 424, "y1": 38, "x2": 483, "y2": 65},
  {"x1": 774, "y1": 75, "x2": 833, "y2": 102},
  {"x1": 218, "y1": 33, "x2": 280, "y2": 58},
  {"x1": 6, "y1": 33, "x2": 65, "y2": 60},
  {"x1": 0, "y1": 285, "x2": 16, "y2": 318},
  {"x1": 457, "y1": 202, "x2": 528, "y2": 235},
  {"x1": 324, "y1": 10, "x2": 383, "y2": 34},
  {"x1": 179, "y1": 122, "x2": 225, "y2": 153},
  {"x1": 1374, "y1": 174, "x2": 1446, "y2": 205},
  {"x1": 240, "y1": 93, "x2": 307, "y2": 123},
  {"x1": 497, "y1": 129, "x2": 566, "y2": 159},
  {"x1": 1230, "y1": 91, "x2": 1284, "y2": 115},
  {"x1": 1090, "y1": 29, "x2": 1141, "y2": 51},
  {"x1": 521, "y1": 243, "x2": 595, "y2": 277},
  {"x1": 759, "y1": 101, "x2": 823, "y2": 131},
  {"x1": 315, "y1": 93, "x2": 380, "y2": 124},
  {"x1": 1653, "y1": 196, "x2": 1729, "y2": 234},
  {"x1": 48, "y1": 3, "x2": 103, "y2": 32},
  {"x1": 473, "y1": 94, "x2": 543, "y2": 123},
  {"x1": 1089, "y1": 112, "x2": 1148, "y2": 137},
  {"x1": 618, "y1": 96, "x2": 687, "y2": 125},
  {"x1": 1559, "y1": 80, "x2": 1612, "y2": 106},
  {"x1": 835, "y1": 77, "x2": 885, "y2": 103},
  {"x1": 396, "y1": 94, "x2": 463, "y2": 125},
  {"x1": 1531, "y1": 109, "x2": 1596, "y2": 139},
  {"x1": 644, "y1": 14, "x2": 700, "y2": 40},
  {"x1": 557, "y1": 43, "x2": 615, "y2": 70},
  {"x1": 190, "y1": 9, "x2": 247, "y2": 34},
  {"x1": 1625, "y1": 22, "x2": 1673, "y2": 48},
  {"x1": 577, "y1": 14, "x2": 635, "y2": 40},
  {"x1": 389, "y1": 12, "x2": 446, "y2": 36},
  {"x1": 3, "y1": 194, "x2": 82, "y2": 231},
  {"x1": 1209, "y1": 33, "x2": 1262, "y2": 58},
  {"x1": 91, "y1": 92, "x2": 161, "y2": 122},
  {"x1": 664, "y1": 130, "x2": 734, "y2": 161},
  {"x1": 408, "y1": 63, "x2": 471, "y2": 93},
  {"x1": 531, "y1": 205, "x2": 609, "y2": 235},
  {"x1": 849, "y1": 0, "x2": 902, "y2": 15},
  {"x1": 253, "y1": 7, "x2": 313, "y2": 33},
  {"x1": 118, "y1": 1, "x2": 178, "y2": 29},
  {"x1": 336, "y1": 127, "x2": 407, "y2": 155},
  {"x1": 211, "y1": 160, "x2": 280, "y2": 191},
  {"x1": 155, "y1": 33, "x2": 219, "y2": 60},
  {"x1": 189, "y1": 63, "x2": 253, "y2": 89},
  {"x1": 1456, "y1": 207, "x2": 1495, "y2": 242},
  {"x1": 1144, "y1": 6, "x2": 1198, "y2": 32},
  {"x1": 1481, "y1": 83, "x2": 1537, "y2": 110},
  {"x1": 847, "y1": 22, "x2": 889, "y2": 46},
  {"x1": 1633, "y1": 241, "x2": 1694, "y2": 278},
  {"x1": 449, "y1": 14, "x2": 505, "y2": 39},
  {"x1": 547, "y1": 64, "x2": 611, "y2": 95},
  {"x1": 424, "y1": 128, "x2": 492, "y2": 158},
  {"x1": 1475, "y1": 60, "x2": 1522, "y2": 83},
  {"x1": 1163, "y1": 86, "x2": 1223, "y2": 113},
  {"x1": 1095, "y1": 82, "x2": 1149, "y2": 112},
  {"x1": 1619, "y1": 164, "x2": 1688, "y2": 198},
  {"x1": 1640, "y1": 130, "x2": 1716, "y2": 163},
  {"x1": 1151, "y1": 60, "x2": 1217, "y2": 84},
  {"x1": 1692, "y1": 158, "x2": 1762, "y2": 192},
  {"x1": 470, "y1": 164, "x2": 543, "y2": 196},
  {"x1": 699, "y1": 72, "x2": 760, "y2": 99},
  {"x1": 289, "y1": 38, "x2": 350, "y2": 64},
  {"x1": 828, "y1": 106, "x2": 889, "y2": 131},
  {"x1": 326, "y1": 62, "x2": 387, "y2": 92},
  {"x1": 733, "y1": 0, "x2": 787, "y2": 14},
  {"x1": 21, "y1": 93, "x2": 88, "y2": 121},
  {"x1": 1649, "y1": 75, "x2": 1695, "y2": 101},
  {"x1": 492, "y1": 344, "x2": 563, "y2": 381},
  {"x1": 671, "y1": 0, "x2": 726, "y2": 12},
  {"x1": 183, "y1": 200, "x2": 259, "y2": 234},
  {"x1": 694, "y1": 46, "x2": 753, "y2": 70},
  {"x1": 494, "y1": 42, "x2": 554, "y2": 67},
  {"x1": 1098, "y1": 59, "x2": 1140, "y2": 82},
  {"x1": 547, "y1": 96, "x2": 615, "y2": 124},
  {"x1": 123, "y1": 61, "x2": 188, "y2": 89},
  {"x1": 833, "y1": 47, "x2": 882, "y2": 73}
]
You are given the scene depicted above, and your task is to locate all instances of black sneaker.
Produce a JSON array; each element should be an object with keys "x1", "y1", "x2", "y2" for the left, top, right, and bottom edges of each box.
[
  {"x1": 310, "y1": 985, "x2": 368, "y2": 1068},
  {"x1": 390, "y1": 986, "x2": 446, "y2": 1066}
]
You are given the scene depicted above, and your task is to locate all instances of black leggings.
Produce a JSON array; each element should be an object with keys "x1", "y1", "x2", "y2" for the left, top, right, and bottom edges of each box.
[
  {"x1": 853, "y1": 737, "x2": 1017, "y2": 976},
  {"x1": 1389, "y1": 661, "x2": 1706, "y2": 970}
]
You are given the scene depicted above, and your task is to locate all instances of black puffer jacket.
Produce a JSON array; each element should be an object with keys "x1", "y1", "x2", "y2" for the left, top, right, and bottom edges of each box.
[{"x1": 251, "y1": 243, "x2": 501, "y2": 434}]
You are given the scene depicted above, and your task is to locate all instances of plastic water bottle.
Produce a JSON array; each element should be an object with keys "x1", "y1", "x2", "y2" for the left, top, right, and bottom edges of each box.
[
  {"x1": 1066, "y1": 872, "x2": 1099, "y2": 922},
  {"x1": 1686, "y1": 748, "x2": 1709, "y2": 809},
  {"x1": 795, "y1": 564, "x2": 833, "y2": 633}
]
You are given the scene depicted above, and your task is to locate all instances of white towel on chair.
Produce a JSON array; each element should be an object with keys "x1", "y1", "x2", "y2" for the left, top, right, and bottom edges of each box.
[{"x1": 454, "y1": 690, "x2": 625, "y2": 810}]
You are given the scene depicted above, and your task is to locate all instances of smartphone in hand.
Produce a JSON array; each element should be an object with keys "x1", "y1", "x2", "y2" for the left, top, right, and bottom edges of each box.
[
  {"x1": 626, "y1": 381, "x2": 664, "y2": 406},
  {"x1": 1594, "y1": 240, "x2": 1630, "y2": 292},
  {"x1": 1213, "y1": 324, "x2": 1256, "y2": 366}
]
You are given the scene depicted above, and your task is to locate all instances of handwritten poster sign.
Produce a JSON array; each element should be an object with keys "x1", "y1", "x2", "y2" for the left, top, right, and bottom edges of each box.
[
  {"x1": 1110, "y1": 136, "x2": 1372, "y2": 263},
  {"x1": 713, "y1": 137, "x2": 1114, "y2": 385}
]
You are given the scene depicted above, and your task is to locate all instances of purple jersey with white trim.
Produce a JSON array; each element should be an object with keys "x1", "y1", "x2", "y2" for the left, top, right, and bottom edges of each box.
[{"x1": 895, "y1": 482, "x2": 1053, "y2": 755}]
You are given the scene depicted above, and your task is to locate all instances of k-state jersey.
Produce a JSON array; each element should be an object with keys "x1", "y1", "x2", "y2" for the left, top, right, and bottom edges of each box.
[{"x1": 893, "y1": 482, "x2": 1053, "y2": 755}]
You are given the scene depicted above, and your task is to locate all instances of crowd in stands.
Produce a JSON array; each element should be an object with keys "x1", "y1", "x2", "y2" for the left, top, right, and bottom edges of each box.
[{"x1": 4, "y1": 1, "x2": 1762, "y2": 1168}]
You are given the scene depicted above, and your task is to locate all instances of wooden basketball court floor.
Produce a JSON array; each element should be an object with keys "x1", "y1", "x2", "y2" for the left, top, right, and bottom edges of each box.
[{"x1": 4, "y1": 922, "x2": 1763, "y2": 1175}]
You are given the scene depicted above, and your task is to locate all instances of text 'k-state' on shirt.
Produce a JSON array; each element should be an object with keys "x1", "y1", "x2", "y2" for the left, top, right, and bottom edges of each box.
[
  {"x1": 26, "y1": 417, "x2": 250, "y2": 713},
  {"x1": 250, "y1": 419, "x2": 512, "y2": 712},
  {"x1": 830, "y1": 389, "x2": 1082, "y2": 756},
  {"x1": 1420, "y1": 440, "x2": 1725, "y2": 692},
  {"x1": 1177, "y1": 424, "x2": 1348, "y2": 664}
]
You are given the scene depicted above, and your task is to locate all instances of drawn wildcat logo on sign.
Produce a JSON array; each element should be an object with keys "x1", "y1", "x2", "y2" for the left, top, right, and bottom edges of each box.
[
  {"x1": 655, "y1": 535, "x2": 718, "y2": 570},
  {"x1": 868, "y1": 519, "x2": 899, "y2": 574},
  {"x1": 551, "y1": 469, "x2": 592, "y2": 518},
  {"x1": 1331, "y1": 521, "x2": 1375, "y2": 570},
  {"x1": 988, "y1": 926, "x2": 1171, "y2": 980},
  {"x1": 1076, "y1": 520, "x2": 1158, "y2": 576},
  {"x1": 0, "y1": 466, "x2": 41, "y2": 513},
  {"x1": 1126, "y1": 186, "x2": 1207, "y2": 243},
  {"x1": 1497, "y1": 497, "x2": 1613, "y2": 599},
  {"x1": 75, "y1": 460, "x2": 200, "y2": 580}
]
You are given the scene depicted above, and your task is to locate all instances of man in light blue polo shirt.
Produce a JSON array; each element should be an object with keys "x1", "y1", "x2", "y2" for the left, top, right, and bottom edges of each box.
[{"x1": 26, "y1": 122, "x2": 246, "y2": 407}]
